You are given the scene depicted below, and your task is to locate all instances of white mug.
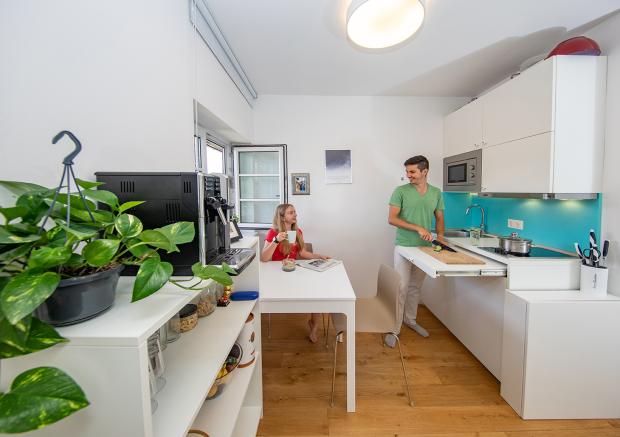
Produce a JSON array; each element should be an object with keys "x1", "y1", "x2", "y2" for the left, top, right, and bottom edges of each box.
[{"x1": 287, "y1": 230, "x2": 296, "y2": 243}]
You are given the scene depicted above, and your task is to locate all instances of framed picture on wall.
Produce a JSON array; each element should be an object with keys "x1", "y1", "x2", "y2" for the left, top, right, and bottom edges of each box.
[
  {"x1": 325, "y1": 149, "x2": 352, "y2": 184},
  {"x1": 291, "y1": 173, "x2": 310, "y2": 195},
  {"x1": 230, "y1": 219, "x2": 242, "y2": 242}
]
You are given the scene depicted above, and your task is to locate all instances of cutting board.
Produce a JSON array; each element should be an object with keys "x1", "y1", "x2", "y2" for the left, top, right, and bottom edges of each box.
[{"x1": 420, "y1": 247, "x2": 485, "y2": 265}]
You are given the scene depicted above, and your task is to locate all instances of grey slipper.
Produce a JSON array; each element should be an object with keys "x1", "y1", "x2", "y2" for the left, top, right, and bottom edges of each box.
[
  {"x1": 406, "y1": 322, "x2": 429, "y2": 338},
  {"x1": 384, "y1": 334, "x2": 397, "y2": 348}
]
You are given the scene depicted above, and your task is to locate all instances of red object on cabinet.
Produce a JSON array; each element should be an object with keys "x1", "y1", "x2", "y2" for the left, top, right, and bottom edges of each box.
[{"x1": 546, "y1": 36, "x2": 601, "y2": 59}]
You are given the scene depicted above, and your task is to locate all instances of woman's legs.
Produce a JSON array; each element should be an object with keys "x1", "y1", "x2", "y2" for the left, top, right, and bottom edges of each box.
[{"x1": 308, "y1": 313, "x2": 321, "y2": 343}]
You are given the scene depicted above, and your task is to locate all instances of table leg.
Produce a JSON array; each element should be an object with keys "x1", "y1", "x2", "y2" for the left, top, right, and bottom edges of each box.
[{"x1": 345, "y1": 304, "x2": 356, "y2": 412}]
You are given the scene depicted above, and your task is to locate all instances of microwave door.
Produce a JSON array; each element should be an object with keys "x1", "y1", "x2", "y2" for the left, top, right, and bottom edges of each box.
[{"x1": 448, "y1": 163, "x2": 467, "y2": 184}]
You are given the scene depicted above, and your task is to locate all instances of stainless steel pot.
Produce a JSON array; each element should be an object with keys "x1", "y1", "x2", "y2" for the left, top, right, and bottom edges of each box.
[{"x1": 499, "y1": 232, "x2": 532, "y2": 254}]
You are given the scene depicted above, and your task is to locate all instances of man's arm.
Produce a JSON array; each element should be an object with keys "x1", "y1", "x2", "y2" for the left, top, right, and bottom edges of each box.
[
  {"x1": 434, "y1": 209, "x2": 445, "y2": 242},
  {"x1": 388, "y1": 205, "x2": 432, "y2": 242}
]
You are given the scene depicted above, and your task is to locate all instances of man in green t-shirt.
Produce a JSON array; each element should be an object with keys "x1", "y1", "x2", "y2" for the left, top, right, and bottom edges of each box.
[{"x1": 388, "y1": 155, "x2": 445, "y2": 343}]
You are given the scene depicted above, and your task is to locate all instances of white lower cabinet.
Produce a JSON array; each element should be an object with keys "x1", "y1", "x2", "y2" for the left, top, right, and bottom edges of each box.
[
  {"x1": 422, "y1": 276, "x2": 506, "y2": 379},
  {"x1": 0, "y1": 237, "x2": 262, "y2": 437},
  {"x1": 501, "y1": 290, "x2": 620, "y2": 419}
]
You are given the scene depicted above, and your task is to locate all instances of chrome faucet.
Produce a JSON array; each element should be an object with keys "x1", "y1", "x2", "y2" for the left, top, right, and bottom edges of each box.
[{"x1": 466, "y1": 204, "x2": 485, "y2": 233}]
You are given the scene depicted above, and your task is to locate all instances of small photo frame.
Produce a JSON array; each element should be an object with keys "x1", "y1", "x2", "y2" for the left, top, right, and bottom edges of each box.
[
  {"x1": 291, "y1": 173, "x2": 310, "y2": 195},
  {"x1": 230, "y1": 220, "x2": 242, "y2": 242}
]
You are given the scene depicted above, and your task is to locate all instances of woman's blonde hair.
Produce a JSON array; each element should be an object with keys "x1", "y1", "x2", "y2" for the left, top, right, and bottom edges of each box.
[{"x1": 272, "y1": 203, "x2": 305, "y2": 256}]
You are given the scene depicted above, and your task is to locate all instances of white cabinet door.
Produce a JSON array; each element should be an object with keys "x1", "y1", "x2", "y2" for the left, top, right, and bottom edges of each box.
[
  {"x1": 444, "y1": 98, "x2": 483, "y2": 157},
  {"x1": 482, "y1": 59, "x2": 554, "y2": 148},
  {"x1": 481, "y1": 133, "x2": 553, "y2": 193}
]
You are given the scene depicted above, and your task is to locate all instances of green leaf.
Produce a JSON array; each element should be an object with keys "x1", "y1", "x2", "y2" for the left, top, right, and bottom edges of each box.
[
  {"x1": 7, "y1": 222, "x2": 39, "y2": 235},
  {"x1": 138, "y1": 230, "x2": 178, "y2": 253},
  {"x1": 60, "y1": 223, "x2": 99, "y2": 240},
  {"x1": 0, "y1": 316, "x2": 66, "y2": 358},
  {"x1": 0, "y1": 314, "x2": 31, "y2": 356},
  {"x1": 114, "y1": 214, "x2": 143, "y2": 239},
  {"x1": 156, "y1": 222, "x2": 195, "y2": 245},
  {"x1": 49, "y1": 193, "x2": 97, "y2": 212},
  {"x1": 0, "y1": 206, "x2": 29, "y2": 223},
  {"x1": 125, "y1": 238, "x2": 153, "y2": 259},
  {"x1": 220, "y1": 262, "x2": 237, "y2": 276},
  {"x1": 191, "y1": 262, "x2": 233, "y2": 286},
  {"x1": 61, "y1": 207, "x2": 114, "y2": 227},
  {"x1": 82, "y1": 189, "x2": 118, "y2": 209},
  {"x1": 82, "y1": 239, "x2": 120, "y2": 267},
  {"x1": 0, "y1": 244, "x2": 33, "y2": 263},
  {"x1": 0, "y1": 366, "x2": 89, "y2": 433},
  {"x1": 64, "y1": 253, "x2": 85, "y2": 268},
  {"x1": 75, "y1": 178, "x2": 104, "y2": 190},
  {"x1": 28, "y1": 247, "x2": 72, "y2": 270},
  {"x1": 132, "y1": 259, "x2": 173, "y2": 302},
  {"x1": 0, "y1": 272, "x2": 60, "y2": 324},
  {"x1": 118, "y1": 200, "x2": 145, "y2": 214},
  {"x1": 0, "y1": 181, "x2": 49, "y2": 196},
  {"x1": 0, "y1": 227, "x2": 41, "y2": 244},
  {"x1": 15, "y1": 194, "x2": 49, "y2": 224}
]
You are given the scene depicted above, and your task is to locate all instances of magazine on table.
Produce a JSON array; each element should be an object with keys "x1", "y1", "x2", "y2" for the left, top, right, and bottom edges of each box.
[{"x1": 296, "y1": 258, "x2": 342, "y2": 272}]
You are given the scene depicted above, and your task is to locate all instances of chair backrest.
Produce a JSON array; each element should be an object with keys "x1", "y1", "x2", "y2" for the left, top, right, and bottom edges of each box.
[
  {"x1": 376, "y1": 264, "x2": 401, "y2": 319},
  {"x1": 304, "y1": 242, "x2": 313, "y2": 253}
]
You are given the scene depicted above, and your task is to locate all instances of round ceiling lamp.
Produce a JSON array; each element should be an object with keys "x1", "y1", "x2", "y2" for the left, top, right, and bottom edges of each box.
[{"x1": 347, "y1": 0, "x2": 425, "y2": 49}]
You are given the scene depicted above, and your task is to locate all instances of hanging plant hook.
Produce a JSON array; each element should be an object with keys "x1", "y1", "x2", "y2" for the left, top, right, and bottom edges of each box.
[{"x1": 52, "y1": 130, "x2": 82, "y2": 165}]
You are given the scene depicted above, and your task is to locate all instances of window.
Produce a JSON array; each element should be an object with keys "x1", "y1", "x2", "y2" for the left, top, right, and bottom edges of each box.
[
  {"x1": 206, "y1": 142, "x2": 224, "y2": 174},
  {"x1": 234, "y1": 145, "x2": 287, "y2": 228}
]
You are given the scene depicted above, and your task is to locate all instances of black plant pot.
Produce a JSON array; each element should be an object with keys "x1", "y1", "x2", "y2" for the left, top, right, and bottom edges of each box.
[{"x1": 35, "y1": 265, "x2": 124, "y2": 326}]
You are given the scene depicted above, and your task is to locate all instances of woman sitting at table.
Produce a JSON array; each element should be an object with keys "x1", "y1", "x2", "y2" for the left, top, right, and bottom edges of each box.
[{"x1": 261, "y1": 203, "x2": 330, "y2": 343}]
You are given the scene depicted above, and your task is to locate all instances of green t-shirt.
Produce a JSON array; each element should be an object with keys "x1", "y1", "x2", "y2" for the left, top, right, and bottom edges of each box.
[{"x1": 389, "y1": 183, "x2": 445, "y2": 247}]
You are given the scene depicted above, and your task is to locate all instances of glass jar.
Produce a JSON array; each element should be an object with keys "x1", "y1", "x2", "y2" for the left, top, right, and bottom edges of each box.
[
  {"x1": 282, "y1": 257, "x2": 296, "y2": 272},
  {"x1": 197, "y1": 284, "x2": 217, "y2": 317},
  {"x1": 165, "y1": 312, "x2": 181, "y2": 343}
]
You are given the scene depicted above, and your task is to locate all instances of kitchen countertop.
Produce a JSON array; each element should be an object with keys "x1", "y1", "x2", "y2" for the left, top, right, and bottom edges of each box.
[{"x1": 445, "y1": 237, "x2": 580, "y2": 266}]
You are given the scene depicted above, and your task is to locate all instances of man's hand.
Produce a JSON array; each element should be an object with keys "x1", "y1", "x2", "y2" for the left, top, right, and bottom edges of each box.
[{"x1": 417, "y1": 227, "x2": 433, "y2": 242}]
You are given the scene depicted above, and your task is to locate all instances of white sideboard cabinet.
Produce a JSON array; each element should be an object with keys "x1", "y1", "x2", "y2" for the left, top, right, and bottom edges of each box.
[
  {"x1": 0, "y1": 236, "x2": 262, "y2": 437},
  {"x1": 501, "y1": 290, "x2": 620, "y2": 419}
]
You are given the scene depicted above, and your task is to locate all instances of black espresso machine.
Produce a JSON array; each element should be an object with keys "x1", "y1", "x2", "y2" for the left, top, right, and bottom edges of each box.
[{"x1": 95, "y1": 172, "x2": 254, "y2": 275}]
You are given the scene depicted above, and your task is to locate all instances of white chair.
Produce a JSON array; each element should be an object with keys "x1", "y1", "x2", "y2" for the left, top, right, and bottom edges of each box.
[{"x1": 328, "y1": 264, "x2": 413, "y2": 407}]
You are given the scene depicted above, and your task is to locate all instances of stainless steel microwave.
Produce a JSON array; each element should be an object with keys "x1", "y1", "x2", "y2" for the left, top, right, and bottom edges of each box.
[{"x1": 443, "y1": 149, "x2": 481, "y2": 192}]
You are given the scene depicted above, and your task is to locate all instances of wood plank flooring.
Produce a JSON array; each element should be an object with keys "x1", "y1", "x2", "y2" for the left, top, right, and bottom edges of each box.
[{"x1": 257, "y1": 306, "x2": 620, "y2": 437}]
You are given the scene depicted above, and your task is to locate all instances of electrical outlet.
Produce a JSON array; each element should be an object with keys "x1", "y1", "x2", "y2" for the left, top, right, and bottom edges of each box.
[{"x1": 508, "y1": 219, "x2": 524, "y2": 230}]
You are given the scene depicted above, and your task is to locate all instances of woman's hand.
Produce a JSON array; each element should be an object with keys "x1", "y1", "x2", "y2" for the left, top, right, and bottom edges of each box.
[
  {"x1": 275, "y1": 231, "x2": 287, "y2": 243},
  {"x1": 318, "y1": 254, "x2": 330, "y2": 260}
]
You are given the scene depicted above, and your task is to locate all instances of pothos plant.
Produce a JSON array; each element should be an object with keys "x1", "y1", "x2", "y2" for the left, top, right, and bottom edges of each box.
[{"x1": 0, "y1": 179, "x2": 235, "y2": 433}]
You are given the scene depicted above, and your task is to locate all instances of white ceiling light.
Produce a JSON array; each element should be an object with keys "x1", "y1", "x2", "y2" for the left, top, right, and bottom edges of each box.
[{"x1": 347, "y1": 0, "x2": 425, "y2": 49}]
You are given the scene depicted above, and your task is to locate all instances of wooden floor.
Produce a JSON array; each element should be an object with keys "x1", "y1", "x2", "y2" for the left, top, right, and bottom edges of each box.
[{"x1": 257, "y1": 305, "x2": 620, "y2": 437}]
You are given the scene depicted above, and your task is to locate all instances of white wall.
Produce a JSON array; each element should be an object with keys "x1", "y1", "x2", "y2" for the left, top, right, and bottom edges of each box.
[
  {"x1": 586, "y1": 13, "x2": 620, "y2": 296},
  {"x1": 0, "y1": 0, "x2": 251, "y2": 204},
  {"x1": 253, "y1": 95, "x2": 465, "y2": 297}
]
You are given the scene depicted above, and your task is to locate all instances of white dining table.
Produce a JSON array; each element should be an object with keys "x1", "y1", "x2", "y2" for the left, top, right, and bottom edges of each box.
[{"x1": 259, "y1": 261, "x2": 357, "y2": 412}]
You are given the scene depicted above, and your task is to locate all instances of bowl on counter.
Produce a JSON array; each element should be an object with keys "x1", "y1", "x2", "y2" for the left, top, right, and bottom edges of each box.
[{"x1": 206, "y1": 343, "x2": 243, "y2": 399}]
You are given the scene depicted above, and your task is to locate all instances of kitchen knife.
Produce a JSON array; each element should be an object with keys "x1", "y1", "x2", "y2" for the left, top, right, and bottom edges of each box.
[
  {"x1": 574, "y1": 242, "x2": 587, "y2": 265},
  {"x1": 432, "y1": 240, "x2": 457, "y2": 252},
  {"x1": 589, "y1": 229, "x2": 599, "y2": 266}
]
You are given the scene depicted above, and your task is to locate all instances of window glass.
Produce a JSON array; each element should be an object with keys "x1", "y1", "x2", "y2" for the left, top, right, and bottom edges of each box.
[
  {"x1": 239, "y1": 151, "x2": 279, "y2": 174},
  {"x1": 206, "y1": 145, "x2": 224, "y2": 174}
]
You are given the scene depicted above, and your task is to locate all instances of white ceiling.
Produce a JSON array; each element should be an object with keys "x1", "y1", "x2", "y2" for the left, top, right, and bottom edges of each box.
[{"x1": 204, "y1": 0, "x2": 620, "y2": 97}]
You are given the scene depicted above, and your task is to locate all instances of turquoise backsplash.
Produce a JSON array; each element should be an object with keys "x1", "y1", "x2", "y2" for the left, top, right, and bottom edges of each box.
[{"x1": 442, "y1": 193, "x2": 602, "y2": 252}]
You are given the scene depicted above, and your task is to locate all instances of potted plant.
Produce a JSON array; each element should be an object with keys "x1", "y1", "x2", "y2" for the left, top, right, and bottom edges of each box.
[{"x1": 0, "y1": 178, "x2": 236, "y2": 433}]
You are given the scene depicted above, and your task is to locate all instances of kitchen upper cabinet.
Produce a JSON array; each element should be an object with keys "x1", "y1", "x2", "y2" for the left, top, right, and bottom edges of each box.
[
  {"x1": 482, "y1": 59, "x2": 554, "y2": 148},
  {"x1": 444, "y1": 98, "x2": 483, "y2": 157},
  {"x1": 444, "y1": 55, "x2": 606, "y2": 194},
  {"x1": 481, "y1": 133, "x2": 554, "y2": 193}
]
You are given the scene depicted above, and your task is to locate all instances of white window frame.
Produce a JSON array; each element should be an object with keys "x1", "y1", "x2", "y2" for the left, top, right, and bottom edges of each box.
[{"x1": 233, "y1": 145, "x2": 287, "y2": 228}]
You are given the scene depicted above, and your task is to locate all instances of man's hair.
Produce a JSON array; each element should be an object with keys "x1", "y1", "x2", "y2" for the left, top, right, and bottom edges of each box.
[{"x1": 404, "y1": 155, "x2": 429, "y2": 171}]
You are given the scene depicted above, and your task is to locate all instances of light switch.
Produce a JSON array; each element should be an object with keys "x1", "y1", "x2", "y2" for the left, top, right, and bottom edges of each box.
[{"x1": 508, "y1": 219, "x2": 524, "y2": 230}]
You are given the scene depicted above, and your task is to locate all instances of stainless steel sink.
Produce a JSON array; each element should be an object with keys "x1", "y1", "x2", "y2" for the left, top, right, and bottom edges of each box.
[{"x1": 443, "y1": 228, "x2": 471, "y2": 238}]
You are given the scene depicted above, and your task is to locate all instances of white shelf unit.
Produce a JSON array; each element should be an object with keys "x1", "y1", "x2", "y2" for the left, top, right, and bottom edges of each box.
[{"x1": 0, "y1": 237, "x2": 262, "y2": 437}]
